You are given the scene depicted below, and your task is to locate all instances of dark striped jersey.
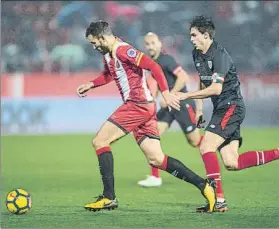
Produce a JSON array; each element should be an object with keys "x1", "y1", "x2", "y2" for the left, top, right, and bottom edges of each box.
[{"x1": 192, "y1": 41, "x2": 244, "y2": 109}]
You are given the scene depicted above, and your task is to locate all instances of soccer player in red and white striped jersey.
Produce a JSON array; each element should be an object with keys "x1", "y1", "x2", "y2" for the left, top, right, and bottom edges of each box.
[{"x1": 77, "y1": 20, "x2": 217, "y2": 213}]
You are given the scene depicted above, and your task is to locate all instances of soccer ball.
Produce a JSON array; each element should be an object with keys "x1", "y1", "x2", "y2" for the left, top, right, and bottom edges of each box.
[{"x1": 6, "y1": 189, "x2": 32, "y2": 215}]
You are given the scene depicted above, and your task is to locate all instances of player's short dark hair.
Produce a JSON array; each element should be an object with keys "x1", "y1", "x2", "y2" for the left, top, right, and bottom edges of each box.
[
  {"x1": 189, "y1": 15, "x2": 215, "y2": 39},
  {"x1": 85, "y1": 20, "x2": 112, "y2": 38}
]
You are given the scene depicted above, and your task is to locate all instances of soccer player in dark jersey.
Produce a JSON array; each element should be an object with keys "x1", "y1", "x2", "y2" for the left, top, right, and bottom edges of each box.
[
  {"x1": 176, "y1": 15, "x2": 279, "y2": 212},
  {"x1": 76, "y1": 20, "x2": 217, "y2": 213},
  {"x1": 138, "y1": 32, "x2": 203, "y2": 187}
]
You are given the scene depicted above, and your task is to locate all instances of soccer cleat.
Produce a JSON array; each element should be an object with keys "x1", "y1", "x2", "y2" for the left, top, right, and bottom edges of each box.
[
  {"x1": 137, "y1": 175, "x2": 162, "y2": 187},
  {"x1": 200, "y1": 178, "x2": 217, "y2": 213},
  {"x1": 84, "y1": 195, "x2": 118, "y2": 212},
  {"x1": 196, "y1": 200, "x2": 229, "y2": 213}
]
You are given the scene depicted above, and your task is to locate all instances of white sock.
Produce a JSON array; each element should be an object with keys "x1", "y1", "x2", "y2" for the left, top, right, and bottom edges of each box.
[{"x1": 217, "y1": 197, "x2": 225, "y2": 203}]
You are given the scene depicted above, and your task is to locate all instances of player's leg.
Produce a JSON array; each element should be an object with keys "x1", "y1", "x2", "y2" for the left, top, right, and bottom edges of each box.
[
  {"x1": 175, "y1": 100, "x2": 203, "y2": 147},
  {"x1": 237, "y1": 147, "x2": 279, "y2": 170},
  {"x1": 218, "y1": 102, "x2": 279, "y2": 170},
  {"x1": 84, "y1": 120, "x2": 127, "y2": 211},
  {"x1": 135, "y1": 118, "x2": 217, "y2": 213},
  {"x1": 138, "y1": 107, "x2": 174, "y2": 187},
  {"x1": 185, "y1": 129, "x2": 203, "y2": 147},
  {"x1": 197, "y1": 104, "x2": 243, "y2": 212},
  {"x1": 198, "y1": 104, "x2": 245, "y2": 212},
  {"x1": 220, "y1": 135, "x2": 279, "y2": 171},
  {"x1": 85, "y1": 102, "x2": 147, "y2": 211},
  {"x1": 194, "y1": 130, "x2": 229, "y2": 213}
]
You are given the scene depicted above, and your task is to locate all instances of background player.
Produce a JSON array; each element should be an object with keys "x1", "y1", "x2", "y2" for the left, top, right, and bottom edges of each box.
[
  {"x1": 76, "y1": 20, "x2": 217, "y2": 213},
  {"x1": 137, "y1": 32, "x2": 203, "y2": 187},
  {"x1": 176, "y1": 15, "x2": 279, "y2": 212}
]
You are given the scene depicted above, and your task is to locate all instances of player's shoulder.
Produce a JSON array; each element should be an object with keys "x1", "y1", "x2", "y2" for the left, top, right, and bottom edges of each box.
[
  {"x1": 114, "y1": 40, "x2": 139, "y2": 58},
  {"x1": 212, "y1": 41, "x2": 230, "y2": 58},
  {"x1": 158, "y1": 52, "x2": 175, "y2": 63}
]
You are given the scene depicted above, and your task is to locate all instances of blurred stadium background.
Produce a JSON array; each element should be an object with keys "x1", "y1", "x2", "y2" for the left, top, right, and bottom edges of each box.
[
  {"x1": 1, "y1": 0, "x2": 279, "y2": 135},
  {"x1": 1, "y1": 1, "x2": 279, "y2": 228}
]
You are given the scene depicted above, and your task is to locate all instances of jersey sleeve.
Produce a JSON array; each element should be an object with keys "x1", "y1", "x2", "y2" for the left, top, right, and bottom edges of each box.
[
  {"x1": 116, "y1": 45, "x2": 144, "y2": 66},
  {"x1": 212, "y1": 49, "x2": 232, "y2": 84},
  {"x1": 91, "y1": 57, "x2": 113, "y2": 87},
  {"x1": 162, "y1": 55, "x2": 182, "y2": 75}
]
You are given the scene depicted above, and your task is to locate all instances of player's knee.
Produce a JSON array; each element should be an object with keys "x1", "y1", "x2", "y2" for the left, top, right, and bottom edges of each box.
[
  {"x1": 92, "y1": 136, "x2": 109, "y2": 150},
  {"x1": 147, "y1": 154, "x2": 164, "y2": 168},
  {"x1": 223, "y1": 159, "x2": 238, "y2": 171},
  {"x1": 187, "y1": 137, "x2": 199, "y2": 148},
  {"x1": 199, "y1": 141, "x2": 219, "y2": 155}
]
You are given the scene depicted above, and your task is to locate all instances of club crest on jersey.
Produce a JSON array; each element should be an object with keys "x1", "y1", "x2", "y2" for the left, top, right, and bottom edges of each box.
[
  {"x1": 208, "y1": 61, "x2": 212, "y2": 69},
  {"x1": 127, "y1": 48, "x2": 137, "y2": 58}
]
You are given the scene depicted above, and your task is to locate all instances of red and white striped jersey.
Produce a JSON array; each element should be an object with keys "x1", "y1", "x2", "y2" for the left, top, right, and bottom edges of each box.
[{"x1": 102, "y1": 38, "x2": 153, "y2": 103}]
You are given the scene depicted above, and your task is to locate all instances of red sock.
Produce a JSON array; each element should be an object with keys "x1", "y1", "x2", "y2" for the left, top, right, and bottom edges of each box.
[
  {"x1": 151, "y1": 166, "x2": 160, "y2": 178},
  {"x1": 238, "y1": 149, "x2": 279, "y2": 170},
  {"x1": 202, "y1": 152, "x2": 224, "y2": 199}
]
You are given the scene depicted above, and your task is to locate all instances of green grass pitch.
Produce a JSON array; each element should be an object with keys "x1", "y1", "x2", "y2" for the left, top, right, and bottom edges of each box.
[{"x1": 1, "y1": 128, "x2": 279, "y2": 228}]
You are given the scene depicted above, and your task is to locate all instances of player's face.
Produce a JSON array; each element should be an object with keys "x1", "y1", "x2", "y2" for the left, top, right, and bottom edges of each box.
[
  {"x1": 144, "y1": 36, "x2": 161, "y2": 58},
  {"x1": 87, "y1": 34, "x2": 110, "y2": 54},
  {"x1": 190, "y1": 27, "x2": 207, "y2": 51}
]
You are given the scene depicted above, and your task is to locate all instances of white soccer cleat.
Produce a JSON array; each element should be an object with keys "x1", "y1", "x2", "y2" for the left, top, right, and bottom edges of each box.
[{"x1": 137, "y1": 175, "x2": 162, "y2": 187}]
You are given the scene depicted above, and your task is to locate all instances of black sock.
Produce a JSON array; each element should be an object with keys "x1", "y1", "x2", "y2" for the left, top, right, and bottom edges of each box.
[
  {"x1": 97, "y1": 151, "x2": 115, "y2": 199},
  {"x1": 163, "y1": 156, "x2": 205, "y2": 190}
]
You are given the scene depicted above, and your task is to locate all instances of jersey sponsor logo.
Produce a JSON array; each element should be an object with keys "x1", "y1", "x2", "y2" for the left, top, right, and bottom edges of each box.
[
  {"x1": 208, "y1": 61, "x2": 212, "y2": 69},
  {"x1": 200, "y1": 75, "x2": 213, "y2": 81},
  {"x1": 127, "y1": 48, "x2": 137, "y2": 58}
]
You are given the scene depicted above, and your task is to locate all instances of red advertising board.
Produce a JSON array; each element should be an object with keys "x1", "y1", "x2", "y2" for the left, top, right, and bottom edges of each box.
[{"x1": 1, "y1": 72, "x2": 279, "y2": 100}]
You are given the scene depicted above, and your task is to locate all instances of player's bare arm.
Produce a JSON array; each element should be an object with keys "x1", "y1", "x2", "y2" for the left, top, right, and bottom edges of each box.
[{"x1": 176, "y1": 79, "x2": 222, "y2": 100}]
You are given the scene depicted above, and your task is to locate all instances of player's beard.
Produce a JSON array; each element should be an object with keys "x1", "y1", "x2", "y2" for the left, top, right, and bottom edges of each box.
[
  {"x1": 149, "y1": 50, "x2": 157, "y2": 59},
  {"x1": 97, "y1": 46, "x2": 110, "y2": 55}
]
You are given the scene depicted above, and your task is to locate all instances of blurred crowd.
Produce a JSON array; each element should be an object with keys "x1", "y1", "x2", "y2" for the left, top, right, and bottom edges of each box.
[{"x1": 2, "y1": 1, "x2": 279, "y2": 74}]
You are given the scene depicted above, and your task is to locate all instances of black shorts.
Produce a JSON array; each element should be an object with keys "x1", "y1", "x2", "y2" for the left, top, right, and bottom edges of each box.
[
  {"x1": 157, "y1": 99, "x2": 197, "y2": 134},
  {"x1": 205, "y1": 103, "x2": 246, "y2": 151}
]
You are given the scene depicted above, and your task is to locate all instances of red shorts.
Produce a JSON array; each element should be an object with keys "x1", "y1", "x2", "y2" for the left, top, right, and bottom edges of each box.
[{"x1": 108, "y1": 101, "x2": 160, "y2": 144}]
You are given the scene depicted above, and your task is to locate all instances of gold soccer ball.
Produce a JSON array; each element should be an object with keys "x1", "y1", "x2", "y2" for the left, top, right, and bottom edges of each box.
[{"x1": 6, "y1": 189, "x2": 32, "y2": 214}]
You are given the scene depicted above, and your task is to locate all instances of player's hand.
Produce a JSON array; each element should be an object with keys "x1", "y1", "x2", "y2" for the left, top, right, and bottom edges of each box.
[
  {"x1": 196, "y1": 113, "x2": 206, "y2": 128},
  {"x1": 162, "y1": 91, "x2": 180, "y2": 111},
  {"x1": 196, "y1": 109, "x2": 203, "y2": 122},
  {"x1": 175, "y1": 92, "x2": 189, "y2": 100},
  {"x1": 159, "y1": 94, "x2": 167, "y2": 108},
  {"x1": 76, "y1": 82, "x2": 94, "y2": 97}
]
